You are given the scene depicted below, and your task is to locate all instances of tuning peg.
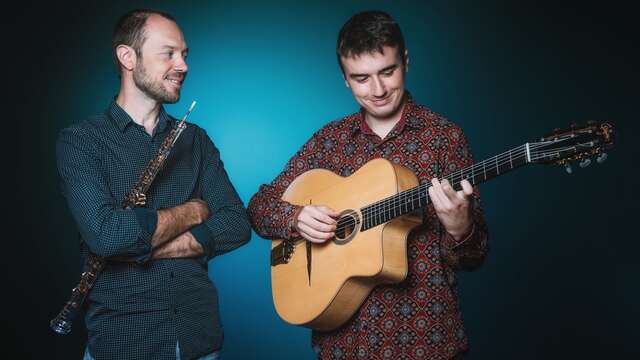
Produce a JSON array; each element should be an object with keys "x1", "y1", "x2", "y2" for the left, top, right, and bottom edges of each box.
[
  {"x1": 596, "y1": 152, "x2": 608, "y2": 164},
  {"x1": 564, "y1": 163, "x2": 573, "y2": 174},
  {"x1": 579, "y1": 158, "x2": 592, "y2": 168}
]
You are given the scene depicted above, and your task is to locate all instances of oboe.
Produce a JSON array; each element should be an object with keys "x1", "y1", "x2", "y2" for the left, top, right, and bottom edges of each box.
[{"x1": 50, "y1": 101, "x2": 197, "y2": 335}]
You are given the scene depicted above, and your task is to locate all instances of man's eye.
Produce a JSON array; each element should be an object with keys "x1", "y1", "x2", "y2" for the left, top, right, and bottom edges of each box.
[
  {"x1": 355, "y1": 77, "x2": 368, "y2": 83},
  {"x1": 382, "y1": 69, "x2": 394, "y2": 76}
]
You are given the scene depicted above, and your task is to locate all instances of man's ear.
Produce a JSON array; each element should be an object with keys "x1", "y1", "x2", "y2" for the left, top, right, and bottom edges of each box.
[{"x1": 116, "y1": 44, "x2": 136, "y2": 72}]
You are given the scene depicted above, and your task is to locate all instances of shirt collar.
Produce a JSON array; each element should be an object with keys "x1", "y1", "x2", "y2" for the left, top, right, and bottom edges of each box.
[
  {"x1": 107, "y1": 99, "x2": 172, "y2": 134},
  {"x1": 349, "y1": 91, "x2": 424, "y2": 137}
]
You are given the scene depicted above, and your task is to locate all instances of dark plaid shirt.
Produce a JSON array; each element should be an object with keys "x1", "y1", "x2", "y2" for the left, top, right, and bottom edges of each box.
[
  {"x1": 56, "y1": 100, "x2": 251, "y2": 360},
  {"x1": 248, "y1": 95, "x2": 489, "y2": 360}
]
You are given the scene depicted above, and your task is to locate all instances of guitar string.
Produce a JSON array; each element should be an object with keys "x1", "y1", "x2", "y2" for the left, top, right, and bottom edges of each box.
[
  {"x1": 356, "y1": 141, "x2": 581, "y2": 222},
  {"x1": 351, "y1": 143, "x2": 582, "y2": 231},
  {"x1": 336, "y1": 146, "x2": 530, "y2": 233},
  {"x1": 333, "y1": 141, "x2": 585, "y2": 234},
  {"x1": 337, "y1": 143, "x2": 533, "y2": 232}
]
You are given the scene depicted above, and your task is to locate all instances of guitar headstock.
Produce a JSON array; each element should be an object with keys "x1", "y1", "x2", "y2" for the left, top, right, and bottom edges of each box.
[{"x1": 528, "y1": 122, "x2": 614, "y2": 172}]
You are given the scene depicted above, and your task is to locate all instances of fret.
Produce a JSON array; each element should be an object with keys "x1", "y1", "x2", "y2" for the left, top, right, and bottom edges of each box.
[
  {"x1": 365, "y1": 211, "x2": 369, "y2": 230},
  {"x1": 471, "y1": 165, "x2": 475, "y2": 185},
  {"x1": 509, "y1": 149, "x2": 513, "y2": 169},
  {"x1": 393, "y1": 195, "x2": 398, "y2": 218},
  {"x1": 482, "y1": 160, "x2": 487, "y2": 181},
  {"x1": 402, "y1": 193, "x2": 408, "y2": 213},
  {"x1": 382, "y1": 200, "x2": 387, "y2": 224}
]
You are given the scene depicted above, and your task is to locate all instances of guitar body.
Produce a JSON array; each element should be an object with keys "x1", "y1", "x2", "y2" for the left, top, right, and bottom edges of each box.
[{"x1": 271, "y1": 158, "x2": 422, "y2": 331}]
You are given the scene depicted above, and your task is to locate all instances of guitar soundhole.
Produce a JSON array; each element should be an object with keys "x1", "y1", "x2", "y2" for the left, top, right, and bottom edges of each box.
[{"x1": 334, "y1": 209, "x2": 360, "y2": 245}]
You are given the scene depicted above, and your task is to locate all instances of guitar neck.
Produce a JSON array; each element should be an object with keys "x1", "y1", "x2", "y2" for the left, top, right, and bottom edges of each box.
[{"x1": 359, "y1": 143, "x2": 532, "y2": 230}]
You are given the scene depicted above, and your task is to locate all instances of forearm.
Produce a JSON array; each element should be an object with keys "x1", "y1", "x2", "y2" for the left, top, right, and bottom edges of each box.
[
  {"x1": 151, "y1": 200, "x2": 207, "y2": 249},
  {"x1": 151, "y1": 231, "x2": 204, "y2": 259},
  {"x1": 156, "y1": 203, "x2": 250, "y2": 261},
  {"x1": 195, "y1": 203, "x2": 252, "y2": 258}
]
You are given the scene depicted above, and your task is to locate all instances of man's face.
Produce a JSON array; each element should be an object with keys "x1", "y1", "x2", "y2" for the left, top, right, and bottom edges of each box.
[
  {"x1": 341, "y1": 45, "x2": 407, "y2": 122},
  {"x1": 133, "y1": 15, "x2": 188, "y2": 104}
]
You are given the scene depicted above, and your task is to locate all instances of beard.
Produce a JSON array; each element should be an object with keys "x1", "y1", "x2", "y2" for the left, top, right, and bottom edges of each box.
[{"x1": 133, "y1": 61, "x2": 182, "y2": 104}]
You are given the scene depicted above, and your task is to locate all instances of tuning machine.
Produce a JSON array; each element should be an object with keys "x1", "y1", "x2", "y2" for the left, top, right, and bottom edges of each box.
[
  {"x1": 579, "y1": 158, "x2": 592, "y2": 168},
  {"x1": 564, "y1": 163, "x2": 573, "y2": 174},
  {"x1": 596, "y1": 152, "x2": 608, "y2": 164}
]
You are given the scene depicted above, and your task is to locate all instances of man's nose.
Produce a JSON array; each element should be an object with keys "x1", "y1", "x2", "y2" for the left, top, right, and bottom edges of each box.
[
  {"x1": 174, "y1": 55, "x2": 188, "y2": 73},
  {"x1": 370, "y1": 76, "x2": 387, "y2": 97}
]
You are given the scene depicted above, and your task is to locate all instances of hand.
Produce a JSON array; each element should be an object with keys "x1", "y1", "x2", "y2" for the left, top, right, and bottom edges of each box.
[
  {"x1": 294, "y1": 205, "x2": 339, "y2": 243},
  {"x1": 427, "y1": 178, "x2": 474, "y2": 240},
  {"x1": 186, "y1": 199, "x2": 210, "y2": 224},
  {"x1": 152, "y1": 231, "x2": 204, "y2": 259}
]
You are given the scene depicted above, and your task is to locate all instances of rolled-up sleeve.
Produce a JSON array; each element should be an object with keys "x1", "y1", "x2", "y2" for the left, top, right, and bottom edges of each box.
[
  {"x1": 56, "y1": 127, "x2": 155, "y2": 263},
  {"x1": 190, "y1": 130, "x2": 251, "y2": 261}
]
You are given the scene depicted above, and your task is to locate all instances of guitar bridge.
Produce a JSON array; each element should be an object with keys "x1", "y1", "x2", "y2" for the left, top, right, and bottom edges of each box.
[{"x1": 271, "y1": 241, "x2": 294, "y2": 266}]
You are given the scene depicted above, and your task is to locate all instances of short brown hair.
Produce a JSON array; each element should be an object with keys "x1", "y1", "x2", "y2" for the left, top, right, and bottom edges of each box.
[
  {"x1": 111, "y1": 9, "x2": 176, "y2": 74},
  {"x1": 337, "y1": 11, "x2": 406, "y2": 73}
]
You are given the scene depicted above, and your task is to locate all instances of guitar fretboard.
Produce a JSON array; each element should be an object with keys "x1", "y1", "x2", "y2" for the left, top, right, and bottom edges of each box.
[{"x1": 354, "y1": 144, "x2": 531, "y2": 231}]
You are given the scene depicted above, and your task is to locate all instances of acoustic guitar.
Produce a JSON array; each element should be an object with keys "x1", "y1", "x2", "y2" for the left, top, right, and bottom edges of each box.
[{"x1": 270, "y1": 122, "x2": 614, "y2": 331}]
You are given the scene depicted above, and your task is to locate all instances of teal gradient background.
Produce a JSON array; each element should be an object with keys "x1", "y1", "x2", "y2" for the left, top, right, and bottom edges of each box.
[{"x1": 9, "y1": 1, "x2": 638, "y2": 359}]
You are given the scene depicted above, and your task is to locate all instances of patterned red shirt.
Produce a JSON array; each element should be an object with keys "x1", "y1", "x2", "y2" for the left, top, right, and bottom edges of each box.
[{"x1": 248, "y1": 95, "x2": 489, "y2": 360}]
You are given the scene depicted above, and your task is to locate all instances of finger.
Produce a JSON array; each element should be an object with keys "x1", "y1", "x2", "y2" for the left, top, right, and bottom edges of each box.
[
  {"x1": 308, "y1": 206, "x2": 338, "y2": 225},
  {"x1": 428, "y1": 185, "x2": 449, "y2": 212},
  {"x1": 440, "y1": 179, "x2": 457, "y2": 197},
  {"x1": 298, "y1": 222, "x2": 335, "y2": 241},
  {"x1": 430, "y1": 178, "x2": 452, "y2": 208},
  {"x1": 299, "y1": 211, "x2": 336, "y2": 231},
  {"x1": 459, "y1": 180, "x2": 474, "y2": 199},
  {"x1": 308, "y1": 217, "x2": 337, "y2": 232},
  {"x1": 300, "y1": 230, "x2": 330, "y2": 243},
  {"x1": 456, "y1": 180, "x2": 473, "y2": 201},
  {"x1": 427, "y1": 186, "x2": 441, "y2": 210},
  {"x1": 317, "y1": 205, "x2": 340, "y2": 218}
]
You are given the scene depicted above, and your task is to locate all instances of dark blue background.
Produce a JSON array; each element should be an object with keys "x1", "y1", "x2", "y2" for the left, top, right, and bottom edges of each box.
[{"x1": 9, "y1": 0, "x2": 638, "y2": 358}]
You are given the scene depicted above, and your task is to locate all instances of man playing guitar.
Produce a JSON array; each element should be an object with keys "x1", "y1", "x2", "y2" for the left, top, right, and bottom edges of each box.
[{"x1": 248, "y1": 10, "x2": 488, "y2": 360}]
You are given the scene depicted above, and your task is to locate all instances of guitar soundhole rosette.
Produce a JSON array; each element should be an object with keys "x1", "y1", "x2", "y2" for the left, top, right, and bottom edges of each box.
[{"x1": 334, "y1": 209, "x2": 361, "y2": 245}]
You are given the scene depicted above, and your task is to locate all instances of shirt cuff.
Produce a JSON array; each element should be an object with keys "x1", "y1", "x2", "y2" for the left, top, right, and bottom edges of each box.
[
  {"x1": 191, "y1": 223, "x2": 213, "y2": 261},
  {"x1": 442, "y1": 223, "x2": 476, "y2": 249},
  {"x1": 286, "y1": 205, "x2": 304, "y2": 239},
  {"x1": 132, "y1": 208, "x2": 157, "y2": 263}
]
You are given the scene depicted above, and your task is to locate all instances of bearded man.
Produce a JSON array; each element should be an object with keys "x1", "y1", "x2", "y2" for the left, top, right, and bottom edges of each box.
[{"x1": 56, "y1": 9, "x2": 250, "y2": 360}]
